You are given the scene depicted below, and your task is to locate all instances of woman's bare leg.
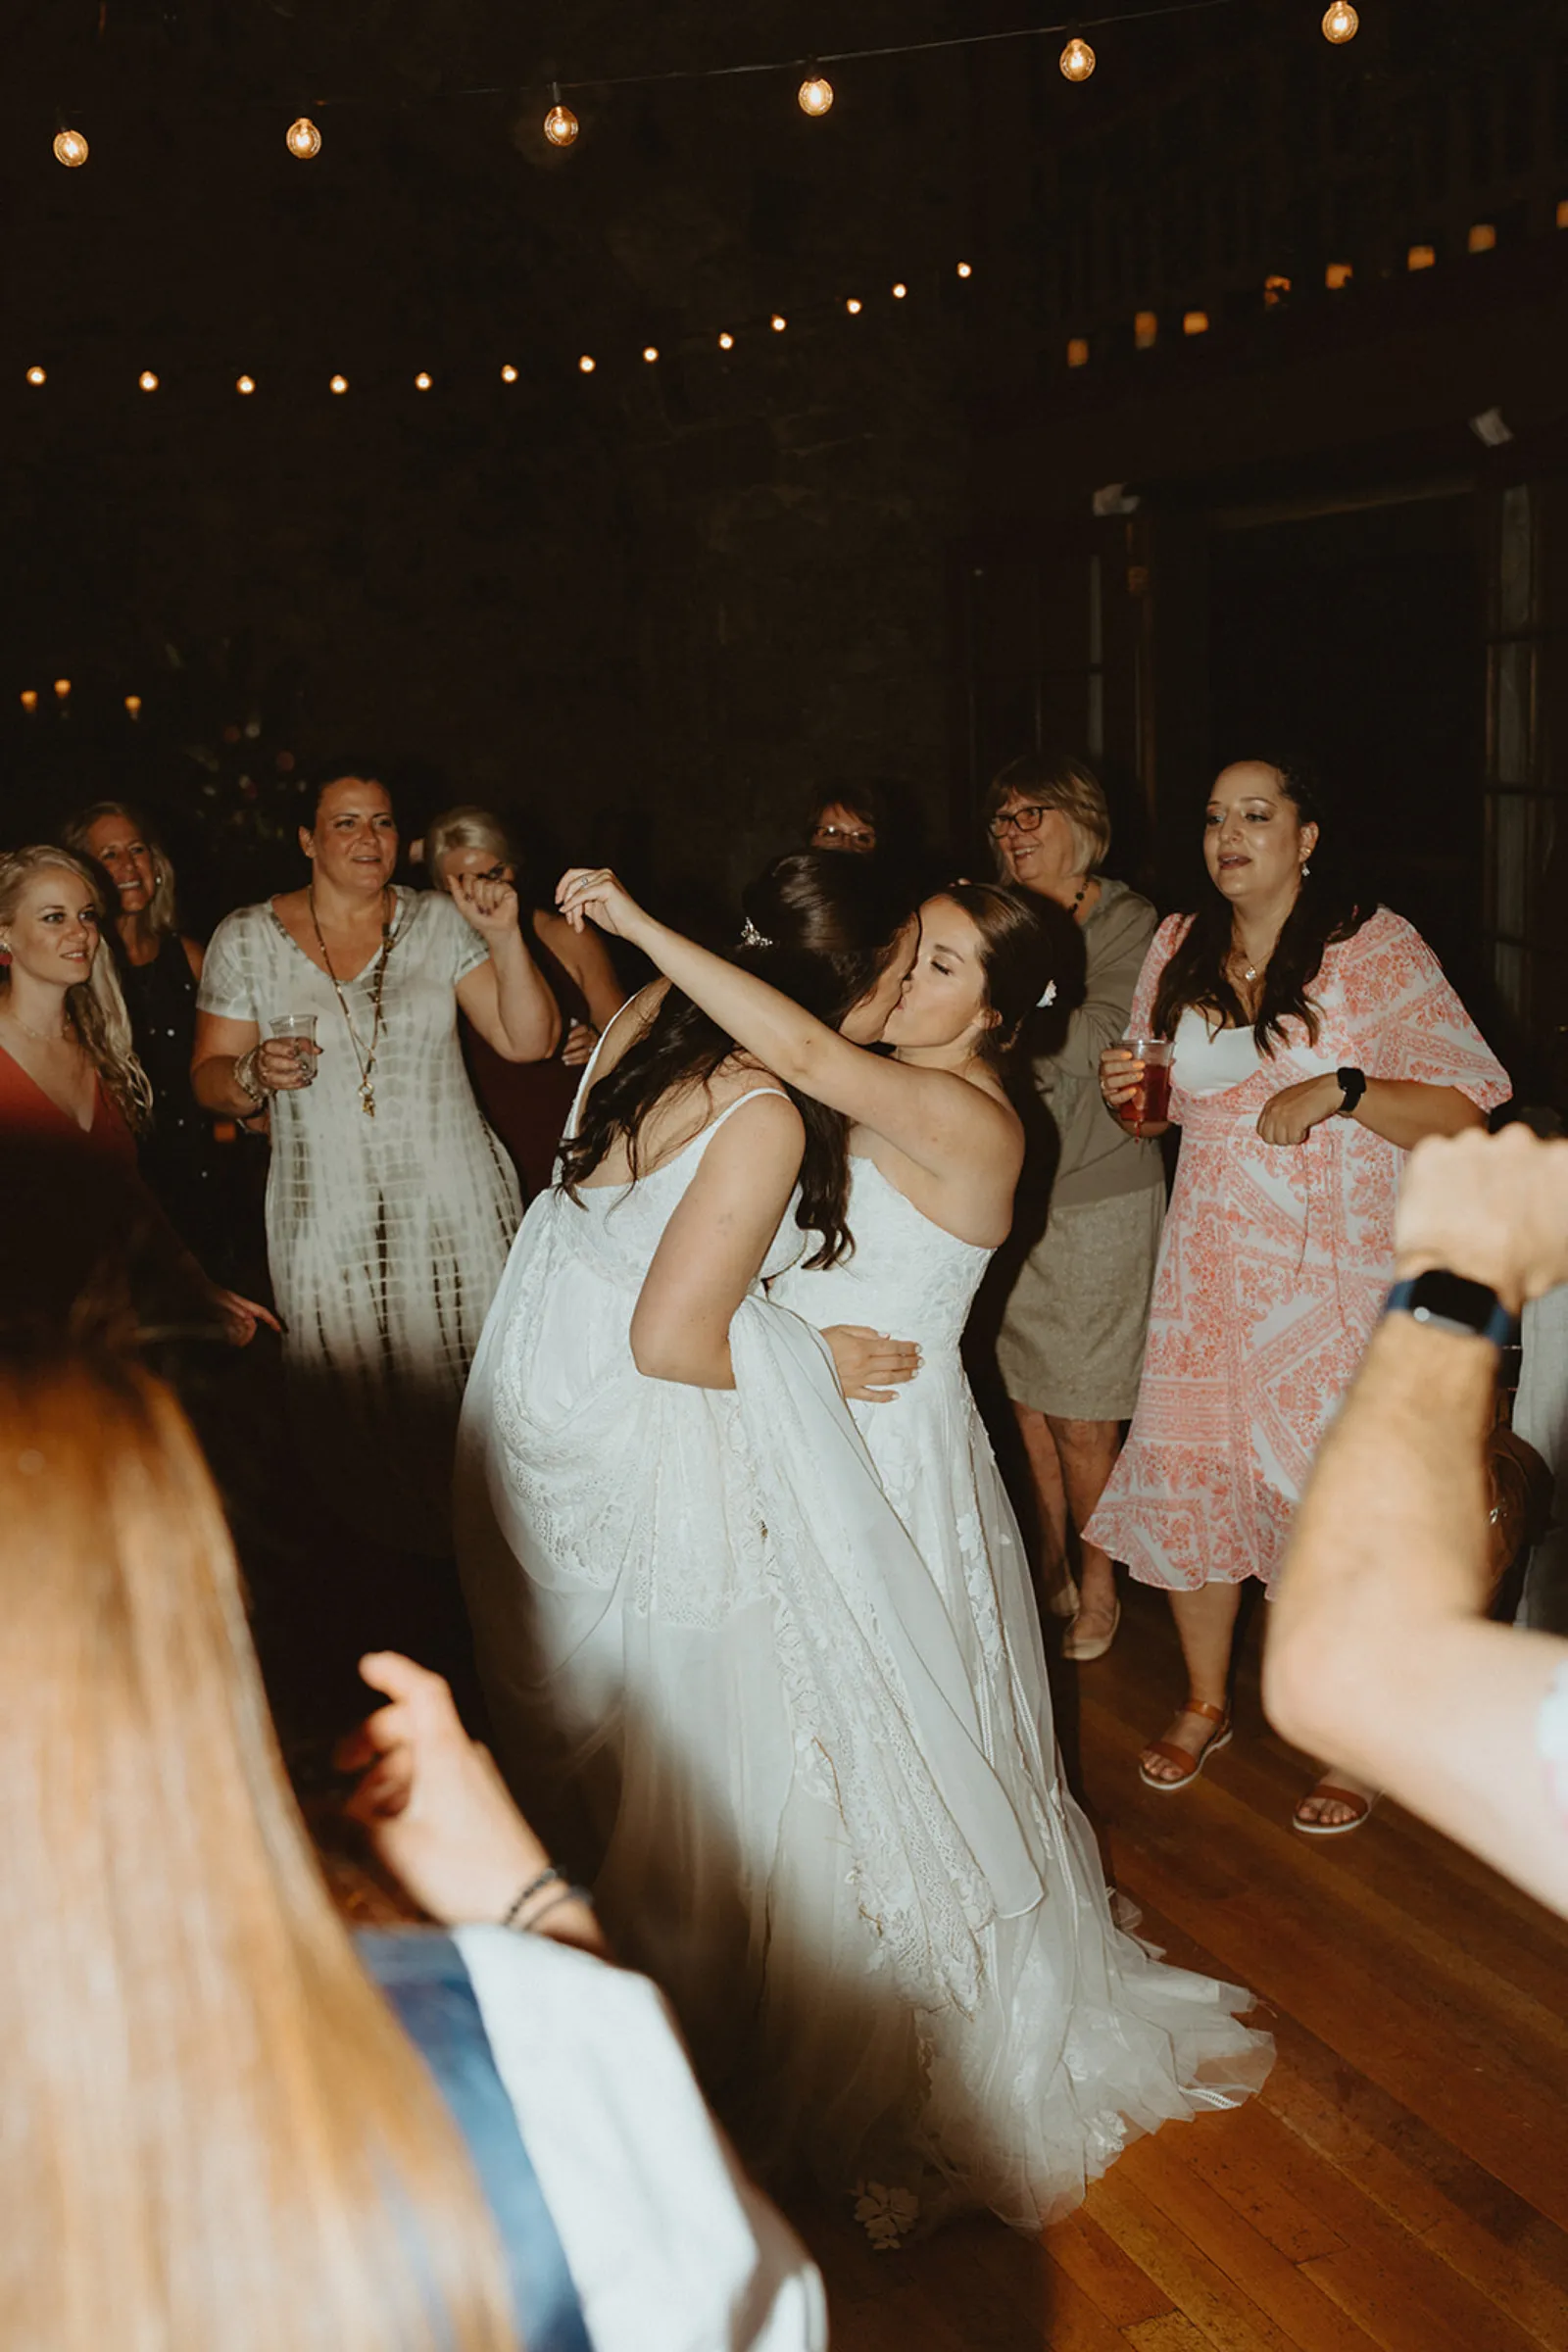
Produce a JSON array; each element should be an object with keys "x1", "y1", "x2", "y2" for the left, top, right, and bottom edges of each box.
[
  {"x1": 1141, "y1": 1579, "x2": 1244, "y2": 1783},
  {"x1": 1046, "y1": 1414, "x2": 1122, "y2": 1638},
  {"x1": 1011, "y1": 1400, "x2": 1076, "y2": 1613}
]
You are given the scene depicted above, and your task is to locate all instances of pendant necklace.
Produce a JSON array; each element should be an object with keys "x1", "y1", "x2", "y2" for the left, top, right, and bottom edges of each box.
[
  {"x1": 310, "y1": 886, "x2": 394, "y2": 1118},
  {"x1": 1, "y1": 1004, "x2": 70, "y2": 1047}
]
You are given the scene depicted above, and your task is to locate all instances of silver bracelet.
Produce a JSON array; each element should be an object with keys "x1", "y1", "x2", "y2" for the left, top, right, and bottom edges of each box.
[{"x1": 233, "y1": 1046, "x2": 267, "y2": 1105}]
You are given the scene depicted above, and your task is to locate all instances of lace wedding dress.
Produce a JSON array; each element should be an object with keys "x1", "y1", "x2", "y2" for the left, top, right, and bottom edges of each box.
[{"x1": 457, "y1": 1107, "x2": 1271, "y2": 2243}]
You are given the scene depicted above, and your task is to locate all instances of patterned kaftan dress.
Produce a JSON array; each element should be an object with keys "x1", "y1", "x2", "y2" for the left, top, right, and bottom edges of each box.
[
  {"x1": 199, "y1": 886, "x2": 521, "y2": 1553},
  {"x1": 1086, "y1": 906, "x2": 1510, "y2": 1591}
]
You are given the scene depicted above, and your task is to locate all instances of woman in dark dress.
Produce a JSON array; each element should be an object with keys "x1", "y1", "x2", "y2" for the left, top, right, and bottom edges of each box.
[
  {"x1": 425, "y1": 807, "x2": 626, "y2": 1200},
  {"x1": 64, "y1": 800, "x2": 241, "y2": 1268}
]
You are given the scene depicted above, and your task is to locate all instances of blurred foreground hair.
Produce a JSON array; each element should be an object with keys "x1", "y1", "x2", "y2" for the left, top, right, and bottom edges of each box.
[{"x1": 0, "y1": 1344, "x2": 516, "y2": 2352}]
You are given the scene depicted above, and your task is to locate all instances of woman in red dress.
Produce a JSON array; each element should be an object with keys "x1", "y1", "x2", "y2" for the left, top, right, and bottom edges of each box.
[
  {"x1": 0, "y1": 845, "x2": 272, "y2": 1347},
  {"x1": 424, "y1": 808, "x2": 626, "y2": 1200}
]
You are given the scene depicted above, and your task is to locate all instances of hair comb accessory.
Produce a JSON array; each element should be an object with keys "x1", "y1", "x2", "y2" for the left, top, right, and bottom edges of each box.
[
  {"x1": 1037, "y1": 980, "x2": 1057, "y2": 1007},
  {"x1": 740, "y1": 916, "x2": 773, "y2": 949}
]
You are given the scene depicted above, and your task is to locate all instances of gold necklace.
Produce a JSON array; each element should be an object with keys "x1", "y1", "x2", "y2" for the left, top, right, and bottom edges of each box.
[
  {"x1": 309, "y1": 887, "x2": 395, "y2": 1118},
  {"x1": 1, "y1": 1002, "x2": 70, "y2": 1047}
]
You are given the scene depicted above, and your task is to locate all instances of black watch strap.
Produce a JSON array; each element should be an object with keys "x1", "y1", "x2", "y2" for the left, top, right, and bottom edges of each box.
[
  {"x1": 1336, "y1": 1065, "x2": 1366, "y2": 1117},
  {"x1": 1384, "y1": 1271, "x2": 1519, "y2": 1349}
]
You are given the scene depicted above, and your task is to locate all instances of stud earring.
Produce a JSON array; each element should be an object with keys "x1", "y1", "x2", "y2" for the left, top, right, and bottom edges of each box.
[{"x1": 1300, "y1": 860, "x2": 1311, "y2": 880}]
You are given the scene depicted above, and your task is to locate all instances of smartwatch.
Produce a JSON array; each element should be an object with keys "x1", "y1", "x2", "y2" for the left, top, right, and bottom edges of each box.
[
  {"x1": 1383, "y1": 1269, "x2": 1519, "y2": 1350},
  {"x1": 1335, "y1": 1065, "x2": 1366, "y2": 1117}
]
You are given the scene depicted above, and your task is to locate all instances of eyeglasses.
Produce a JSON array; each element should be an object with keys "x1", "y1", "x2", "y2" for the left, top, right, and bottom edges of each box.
[
  {"x1": 812, "y1": 824, "x2": 876, "y2": 850},
  {"x1": 988, "y1": 803, "x2": 1053, "y2": 838}
]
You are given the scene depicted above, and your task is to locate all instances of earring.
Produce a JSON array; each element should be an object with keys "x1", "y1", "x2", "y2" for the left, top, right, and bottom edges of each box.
[{"x1": 1300, "y1": 861, "x2": 1311, "y2": 880}]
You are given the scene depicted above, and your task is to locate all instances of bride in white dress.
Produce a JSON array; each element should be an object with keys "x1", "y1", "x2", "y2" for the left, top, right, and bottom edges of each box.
[{"x1": 462, "y1": 855, "x2": 1270, "y2": 2244}]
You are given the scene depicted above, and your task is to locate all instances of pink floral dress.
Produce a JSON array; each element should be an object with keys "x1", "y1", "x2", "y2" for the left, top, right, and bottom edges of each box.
[{"x1": 1085, "y1": 907, "x2": 1511, "y2": 1592}]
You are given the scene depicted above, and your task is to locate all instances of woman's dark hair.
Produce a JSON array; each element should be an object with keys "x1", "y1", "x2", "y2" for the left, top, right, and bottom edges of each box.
[
  {"x1": 805, "y1": 780, "x2": 889, "y2": 838},
  {"x1": 307, "y1": 762, "x2": 391, "y2": 825},
  {"x1": 1152, "y1": 754, "x2": 1369, "y2": 1054},
  {"x1": 933, "y1": 881, "x2": 1059, "y2": 1063},
  {"x1": 560, "y1": 852, "x2": 918, "y2": 1267}
]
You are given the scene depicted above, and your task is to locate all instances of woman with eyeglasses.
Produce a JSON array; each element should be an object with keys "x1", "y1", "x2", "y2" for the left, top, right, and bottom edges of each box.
[
  {"x1": 986, "y1": 755, "x2": 1165, "y2": 1662},
  {"x1": 804, "y1": 784, "x2": 884, "y2": 857},
  {"x1": 425, "y1": 808, "x2": 627, "y2": 1200}
]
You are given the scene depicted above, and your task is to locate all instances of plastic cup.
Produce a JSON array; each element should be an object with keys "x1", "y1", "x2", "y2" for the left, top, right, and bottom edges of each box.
[
  {"x1": 1116, "y1": 1035, "x2": 1173, "y2": 1138},
  {"x1": 270, "y1": 1011, "x2": 318, "y2": 1084}
]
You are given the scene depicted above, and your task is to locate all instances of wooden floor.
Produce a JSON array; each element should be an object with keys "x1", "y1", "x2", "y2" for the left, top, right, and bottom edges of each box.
[{"x1": 785, "y1": 1580, "x2": 1568, "y2": 2351}]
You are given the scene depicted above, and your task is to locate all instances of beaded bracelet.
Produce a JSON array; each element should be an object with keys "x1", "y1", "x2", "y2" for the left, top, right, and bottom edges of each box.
[{"x1": 500, "y1": 1864, "x2": 596, "y2": 1935}]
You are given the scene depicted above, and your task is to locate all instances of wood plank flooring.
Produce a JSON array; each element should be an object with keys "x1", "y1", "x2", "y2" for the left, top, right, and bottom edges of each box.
[{"x1": 786, "y1": 1581, "x2": 1568, "y2": 2350}]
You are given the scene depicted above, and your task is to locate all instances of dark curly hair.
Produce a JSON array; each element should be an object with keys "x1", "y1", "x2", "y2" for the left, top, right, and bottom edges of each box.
[
  {"x1": 559, "y1": 852, "x2": 918, "y2": 1267},
  {"x1": 1152, "y1": 754, "x2": 1370, "y2": 1054}
]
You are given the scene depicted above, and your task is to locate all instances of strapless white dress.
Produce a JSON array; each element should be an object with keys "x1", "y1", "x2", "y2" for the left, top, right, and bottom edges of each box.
[{"x1": 458, "y1": 1119, "x2": 1270, "y2": 2243}]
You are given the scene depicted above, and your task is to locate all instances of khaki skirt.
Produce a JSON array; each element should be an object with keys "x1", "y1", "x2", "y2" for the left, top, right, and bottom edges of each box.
[{"x1": 996, "y1": 1185, "x2": 1164, "y2": 1423}]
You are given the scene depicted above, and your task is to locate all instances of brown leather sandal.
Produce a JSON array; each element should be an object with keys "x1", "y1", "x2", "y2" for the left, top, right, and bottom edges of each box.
[
  {"x1": 1138, "y1": 1696, "x2": 1233, "y2": 1792},
  {"x1": 1293, "y1": 1779, "x2": 1378, "y2": 1837}
]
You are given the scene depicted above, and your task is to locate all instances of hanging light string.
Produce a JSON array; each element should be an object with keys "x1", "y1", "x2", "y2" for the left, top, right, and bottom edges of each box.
[{"x1": 299, "y1": 0, "x2": 1255, "y2": 113}]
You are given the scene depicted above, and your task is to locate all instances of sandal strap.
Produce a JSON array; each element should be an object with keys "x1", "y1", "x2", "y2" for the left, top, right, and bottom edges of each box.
[
  {"x1": 1182, "y1": 1696, "x2": 1229, "y2": 1725},
  {"x1": 1145, "y1": 1738, "x2": 1203, "y2": 1776},
  {"x1": 1302, "y1": 1783, "x2": 1369, "y2": 1813}
]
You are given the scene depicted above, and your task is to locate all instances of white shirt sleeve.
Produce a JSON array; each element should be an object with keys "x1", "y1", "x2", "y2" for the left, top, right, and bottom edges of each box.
[{"x1": 453, "y1": 1925, "x2": 827, "y2": 2352}]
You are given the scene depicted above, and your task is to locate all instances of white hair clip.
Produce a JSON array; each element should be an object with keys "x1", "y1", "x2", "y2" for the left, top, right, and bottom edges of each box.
[
  {"x1": 740, "y1": 916, "x2": 773, "y2": 948},
  {"x1": 1037, "y1": 980, "x2": 1057, "y2": 1007}
]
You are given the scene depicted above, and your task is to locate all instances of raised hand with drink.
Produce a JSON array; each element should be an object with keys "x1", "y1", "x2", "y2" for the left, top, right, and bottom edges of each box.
[{"x1": 1101, "y1": 1035, "x2": 1173, "y2": 1140}]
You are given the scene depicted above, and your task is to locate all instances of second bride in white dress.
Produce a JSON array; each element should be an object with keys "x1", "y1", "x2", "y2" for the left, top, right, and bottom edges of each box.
[{"x1": 463, "y1": 856, "x2": 1270, "y2": 2245}]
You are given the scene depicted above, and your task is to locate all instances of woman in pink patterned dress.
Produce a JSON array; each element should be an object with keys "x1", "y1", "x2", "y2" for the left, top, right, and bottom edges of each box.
[{"x1": 1086, "y1": 758, "x2": 1510, "y2": 1834}]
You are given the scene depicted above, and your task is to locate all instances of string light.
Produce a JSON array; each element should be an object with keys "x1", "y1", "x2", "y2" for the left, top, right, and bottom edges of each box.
[
  {"x1": 1321, "y1": 2, "x2": 1358, "y2": 42},
  {"x1": 544, "y1": 85, "x2": 579, "y2": 147},
  {"x1": 1183, "y1": 310, "x2": 1209, "y2": 335},
  {"x1": 286, "y1": 117, "x2": 322, "y2": 159},
  {"x1": 845, "y1": 297, "x2": 862, "y2": 314},
  {"x1": 1059, "y1": 37, "x2": 1096, "y2": 82},
  {"x1": 642, "y1": 345, "x2": 659, "y2": 363},
  {"x1": 770, "y1": 314, "x2": 787, "y2": 332},
  {"x1": 235, "y1": 373, "x2": 256, "y2": 394},
  {"x1": 53, "y1": 127, "x2": 89, "y2": 167},
  {"x1": 415, "y1": 370, "x2": 432, "y2": 388},
  {"x1": 124, "y1": 695, "x2": 142, "y2": 719},
  {"x1": 956, "y1": 262, "x2": 973, "y2": 278},
  {"x1": 578, "y1": 354, "x2": 596, "y2": 372},
  {"x1": 1067, "y1": 337, "x2": 1090, "y2": 368},
  {"x1": 329, "y1": 373, "x2": 349, "y2": 393},
  {"x1": 1407, "y1": 244, "x2": 1436, "y2": 270},
  {"x1": 798, "y1": 74, "x2": 834, "y2": 118},
  {"x1": 891, "y1": 281, "x2": 907, "y2": 299},
  {"x1": 1468, "y1": 222, "x2": 1496, "y2": 253},
  {"x1": 138, "y1": 369, "x2": 159, "y2": 391},
  {"x1": 718, "y1": 331, "x2": 734, "y2": 349},
  {"x1": 1325, "y1": 261, "x2": 1353, "y2": 289},
  {"x1": 20, "y1": 690, "x2": 39, "y2": 712},
  {"x1": 501, "y1": 364, "x2": 518, "y2": 382},
  {"x1": 54, "y1": 679, "x2": 72, "y2": 701},
  {"x1": 26, "y1": 366, "x2": 46, "y2": 386},
  {"x1": 1134, "y1": 311, "x2": 1157, "y2": 349},
  {"x1": 1263, "y1": 273, "x2": 1292, "y2": 306}
]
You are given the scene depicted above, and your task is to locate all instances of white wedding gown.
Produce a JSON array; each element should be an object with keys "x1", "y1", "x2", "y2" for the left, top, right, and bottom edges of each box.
[{"x1": 457, "y1": 1097, "x2": 1271, "y2": 2241}]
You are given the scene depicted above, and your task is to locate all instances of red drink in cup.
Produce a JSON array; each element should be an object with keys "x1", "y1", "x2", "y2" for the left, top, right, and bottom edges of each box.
[{"x1": 1116, "y1": 1035, "x2": 1174, "y2": 1138}]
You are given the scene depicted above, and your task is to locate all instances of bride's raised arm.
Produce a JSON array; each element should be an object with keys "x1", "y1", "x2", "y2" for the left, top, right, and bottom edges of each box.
[{"x1": 557, "y1": 866, "x2": 1015, "y2": 1184}]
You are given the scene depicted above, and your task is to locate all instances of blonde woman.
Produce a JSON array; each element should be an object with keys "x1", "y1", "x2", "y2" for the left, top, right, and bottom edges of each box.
[
  {"x1": 63, "y1": 799, "x2": 229, "y2": 1260},
  {"x1": 426, "y1": 806, "x2": 626, "y2": 1198},
  {"x1": 0, "y1": 1344, "x2": 824, "y2": 2352},
  {"x1": 0, "y1": 845, "x2": 269, "y2": 1345},
  {"x1": 987, "y1": 755, "x2": 1164, "y2": 1660}
]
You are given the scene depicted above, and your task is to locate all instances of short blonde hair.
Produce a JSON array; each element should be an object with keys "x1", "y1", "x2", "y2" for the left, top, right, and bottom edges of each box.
[
  {"x1": 984, "y1": 753, "x2": 1112, "y2": 877},
  {"x1": 422, "y1": 806, "x2": 516, "y2": 893},
  {"x1": 62, "y1": 801, "x2": 180, "y2": 939}
]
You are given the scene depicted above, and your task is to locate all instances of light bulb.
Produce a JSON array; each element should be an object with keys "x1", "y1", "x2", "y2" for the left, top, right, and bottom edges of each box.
[
  {"x1": 956, "y1": 262, "x2": 973, "y2": 278},
  {"x1": 1066, "y1": 337, "x2": 1090, "y2": 368},
  {"x1": 54, "y1": 679, "x2": 72, "y2": 701},
  {"x1": 415, "y1": 370, "x2": 432, "y2": 389},
  {"x1": 770, "y1": 314, "x2": 787, "y2": 332},
  {"x1": 578, "y1": 354, "x2": 596, "y2": 373},
  {"x1": 1468, "y1": 222, "x2": 1496, "y2": 254},
  {"x1": 124, "y1": 695, "x2": 142, "y2": 719},
  {"x1": 329, "y1": 373, "x2": 349, "y2": 394},
  {"x1": 798, "y1": 74, "x2": 833, "y2": 118},
  {"x1": 1059, "y1": 37, "x2": 1096, "y2": 82},
  {"x1": 286, "y1": 117, "x2": 321, "y2": 159},
  {"x1": 501, "y1": 364, "x2": 518, "y2": 382},
  {"x1": 1134, "y1": 311, "x2": 1157, "y2": 349},
  {"x1": 1325, "y1": 261, "x2": 1353, "y2": 289},
  {"x1": 138, "y1": 369, "x2": 159, "y2": 392},
  {"x1": 1183, "y1": 310, "x2": 1210, "y2": 335},
  {"x1": 20, "y1": 690, "x2": 39, "y2": 712},
  {"x1": 236, "y1": 374, "x2": 256, "y2": 394},
  {"x1": 1407, "y1": 244, "x2": 1436, "y2": 271},
  {"x1": 25, "y1": 366, "x2": 46, "y2": 386},
  {"x1": 891, "y1": 281, "x2": 907, "y2": 299},
  {"x1": 1263, "y1": 273, "x2": 1292, "y2": 306},
  {"x1": 717, "y1": 331, "x2": 734, "y2": 350},
  {"x1": 1321, "y1": 2, "x2": 1358, "y2": 42},
  {"x1": 544, "y1": 91, "x2": 579, "y2": 148},
  {"x1": 53, "y1": 127, "x2": 88, "y2": 167},
  {"x1": 642, "y1": 345, "x2": 659, "y2": 363},
  {"x1": 845, "y1": 298, "x2": 862, "y2": 315}
]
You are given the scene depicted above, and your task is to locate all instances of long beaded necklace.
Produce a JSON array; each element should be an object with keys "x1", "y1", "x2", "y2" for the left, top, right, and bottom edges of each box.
[{"x1": 309, "y1": 886, "x2": 395, "y2": 1118}]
